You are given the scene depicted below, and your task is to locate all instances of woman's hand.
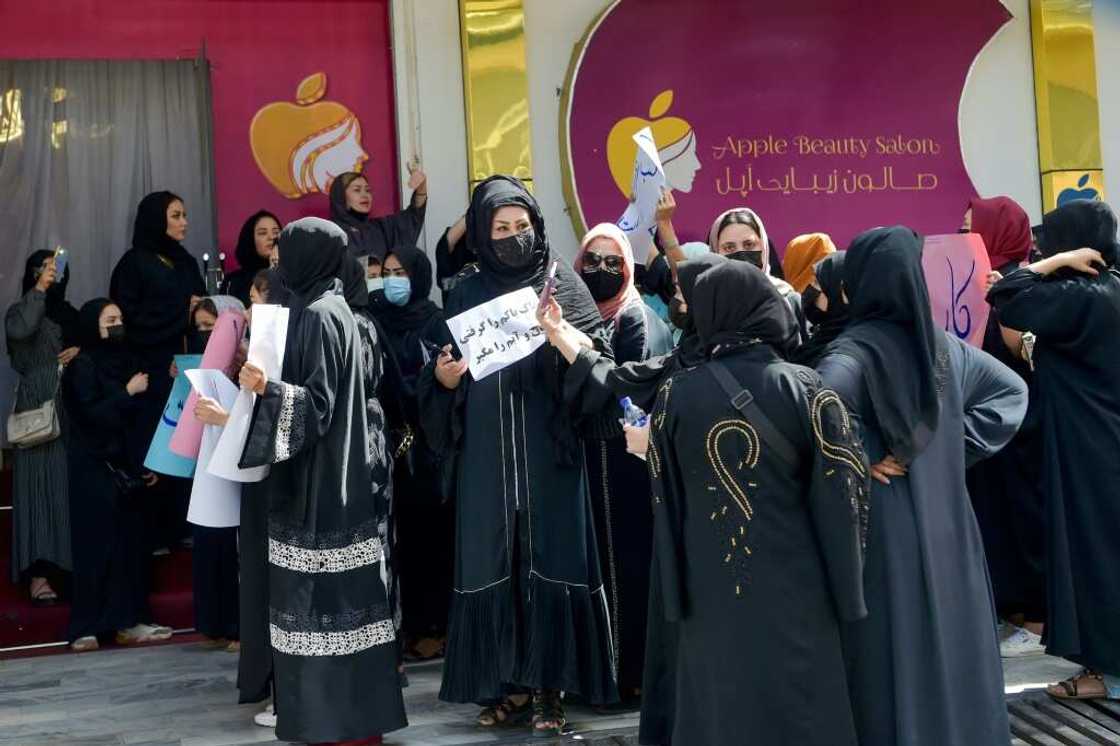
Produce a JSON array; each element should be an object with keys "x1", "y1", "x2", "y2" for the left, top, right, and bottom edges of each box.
[
  {"x1": 1032, "y1": 248, "x2": 1105, "y2": 277},
  {"x1": 536, "y1": 299, "x2": 593, "y2": 364},
  {"x1": 655, "y1": 187, "x2": 677, "y2": 225},
  {"x1": 57, "y1": 346, "x2": 79, "y2": 366},
  {"x1": 984, "y1": 270, "x2": 1003, "y2": 293},
  {"x1": 239, "y1": 361, "x2": 267, "y2": 395},
  {"x1": 624, "y1": 422, "x2": 650, "y2": 461},
  {"x1": 34, "y1": 261, "x2": 57, "y2": 292},
  {"x1": 194, "y1": 396, "x2": 229, "y2": 426},
  {"x1": 869, "y1": 454, "x2": 908, "y2": 485},
  {"x1": 126, "y1": 373, "x2": 149, "y2": 396},
  {"x1": 168, "y1": 359, "x2": 179, "y2": 378},
  {"x1": 142, "y1": 471, "x2": 159, "y2": 488},
  {"x1": 434, "y1": 345, "x2": 468, "y2": 390}
]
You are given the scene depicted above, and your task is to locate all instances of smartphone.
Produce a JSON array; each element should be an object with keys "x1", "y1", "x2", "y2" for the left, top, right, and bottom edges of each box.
[
  {"x1": 53, "y1": 246, "x2": 68, "y2": 277},
  {"x1": 538, "y1": 259, "x2": 560, "y2": 312},
  {"x1": 422, "y1": 338, "x2": 461, "y2": 362}
]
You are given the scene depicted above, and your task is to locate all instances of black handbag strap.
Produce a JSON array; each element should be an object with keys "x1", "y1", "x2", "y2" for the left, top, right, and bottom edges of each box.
[{"x1": 706, "y1": 361, "x2": 800, "y2": 469}]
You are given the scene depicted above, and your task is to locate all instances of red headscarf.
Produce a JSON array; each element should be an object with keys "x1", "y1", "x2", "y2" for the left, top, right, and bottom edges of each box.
[
  {"x1": 574, "y1": 223, "x2": 642, "y2": 326},
  {"x1": 968, "y1": 196, "x2": 1032, "y2": 269}
]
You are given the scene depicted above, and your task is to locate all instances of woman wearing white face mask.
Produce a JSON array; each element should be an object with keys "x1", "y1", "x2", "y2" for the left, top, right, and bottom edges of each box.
[{"x1": 368, "y1": 245, "x2": 456, "y2": 661}]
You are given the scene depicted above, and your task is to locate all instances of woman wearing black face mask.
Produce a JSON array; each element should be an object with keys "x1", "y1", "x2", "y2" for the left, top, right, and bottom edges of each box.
[
  {"x1": 187, "y1": 296, "x2": 245, "y2": 355},
  {"x1": 792, "y1": 252, "x2": 849, "y2": 367},
  {"x1": 62, "y1": 299, "x2": 172, "y2": 652},
  {"x1": 418, "y1": 176, "x2": 619, "y2": 736},
  {"x1": 708, "y1": 208, "x2": 807, "y2": 344},
  {"x1": 572, "y1": 223, "x2": 672, "y2": 704}
]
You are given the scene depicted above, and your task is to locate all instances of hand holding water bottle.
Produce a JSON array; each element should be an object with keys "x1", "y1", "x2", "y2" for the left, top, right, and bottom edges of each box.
[{"x1": 620, "y1": 397, "x2": 650, "y2": 460}]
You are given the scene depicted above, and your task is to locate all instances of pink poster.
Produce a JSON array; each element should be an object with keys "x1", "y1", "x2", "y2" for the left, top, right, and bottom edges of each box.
[
  {"x1": 922, "y1": 234, "x2": 992, "y2": 348},
  {"x1": 170, "y1": 309, "x2": 247, "y2": 459},
  {"x1": 562, "y1": 0, "x2": 1010, "y2": 250},
  {"x1": 0, "y1": 0, "x2": 399, "y2": 266}
]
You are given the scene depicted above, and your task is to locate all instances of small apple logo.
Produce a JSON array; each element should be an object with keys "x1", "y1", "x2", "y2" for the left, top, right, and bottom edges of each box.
[
  {"x1": 1057, "y1": 173, "x2": 1101, "y2": 207},
  {"x1": 606, "y1": 90, "x2": 700, "y2": 198},
  {"x1": 250, "y1": 73, "x2": 369, "y2": 199}
]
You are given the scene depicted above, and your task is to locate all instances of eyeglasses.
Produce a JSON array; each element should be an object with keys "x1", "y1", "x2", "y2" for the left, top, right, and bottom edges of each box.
[{"x1": 583, "y1": 251, "x2": 623, "y2": 273}]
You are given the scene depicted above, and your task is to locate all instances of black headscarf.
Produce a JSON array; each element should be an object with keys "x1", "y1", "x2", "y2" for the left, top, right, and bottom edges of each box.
[
  {"x1": 692, "y1": 258, "x2": 798, "y2": 358},
  {"x1": 791, "y1": 252, "x2": 849, "y2": 367},
  {"x1": 675, "y1": 253, "x2": 726, "y2": 368},
  {"x1": 235, "y1": 210, "x2": 280, "y2": 275},
  {"x1": 76, "y1": 298, "x2": 136, "y2": 383},
  {"x1": 463, "y1": 175, "x2": 603, "y2": 336},
  {"x1": 277, "y1": 217, "x2": 348, "y2": 324},
  {"x1": 829, "y1": 226, "x2": 946, "y2": 463},
  {"x1": 1035, "y1": 199, "x2": 1120, "y2": 265},
  {"x1": 329, "y1": 172, "x2": 381, "y2": 260},
  {"x1": 339, "y1": 255, "x2": 369, "y2": 310},
  {"x1": 371, "y1": 244, "x2": 441, "y2": 333},
  {"x1": 132, "y1": 191, "x2": 190, "y2": 257},
  {"x1": 21, "y1": 250, "x2": 79, "y2": 344}
]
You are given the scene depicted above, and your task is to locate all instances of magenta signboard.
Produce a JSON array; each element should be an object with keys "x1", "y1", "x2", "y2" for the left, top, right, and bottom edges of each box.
[{"x1": 561, "y1": 0, "x2": 1011, "y2": 249}]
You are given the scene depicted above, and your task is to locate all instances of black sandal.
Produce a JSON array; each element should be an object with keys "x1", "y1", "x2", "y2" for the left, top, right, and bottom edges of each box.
[
  {"x1": 477, "y1": 695, "x2": 530, "y2": 727},
  {"x1": 1048, "y1": 670, "x2": 1107, "y2": 700},
  {"x1": 531, "y1": 689, "x2": 566, "y2": 738}
]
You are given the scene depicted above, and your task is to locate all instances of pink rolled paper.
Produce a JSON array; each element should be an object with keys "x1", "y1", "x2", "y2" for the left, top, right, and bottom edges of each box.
[{"x1": 169, "y1": 309, "x2": 247, "y2": 458}]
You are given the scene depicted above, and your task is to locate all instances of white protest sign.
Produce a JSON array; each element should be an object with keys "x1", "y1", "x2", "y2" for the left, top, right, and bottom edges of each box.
[
  {"x1": 445, "y1": 287, "x2": 547, "y2": 381},
  {"x1": 208, "y1": 304, "x2": 290, "y2": 482},
  {"x1": 184, "y1": 369, "x2": 241, "y2": 527},
  {"x1": 617, "y1": 126, "x2": 666, "y2": 261}
]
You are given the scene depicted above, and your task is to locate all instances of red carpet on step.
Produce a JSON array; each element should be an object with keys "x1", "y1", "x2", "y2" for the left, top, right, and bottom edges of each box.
[{"x1": 0, "y1": 467, "x2": 196, "y2": 651}]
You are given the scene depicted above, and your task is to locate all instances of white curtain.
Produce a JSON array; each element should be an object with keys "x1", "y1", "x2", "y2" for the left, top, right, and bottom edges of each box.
[{"x1": 0, "y1": 58, "x2": 216, "y2": 310}]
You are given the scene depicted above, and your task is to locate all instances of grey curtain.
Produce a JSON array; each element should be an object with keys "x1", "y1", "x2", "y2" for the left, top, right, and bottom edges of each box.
[{"x1": 0, "y1": 58, "x2": 216, "y2": 311}]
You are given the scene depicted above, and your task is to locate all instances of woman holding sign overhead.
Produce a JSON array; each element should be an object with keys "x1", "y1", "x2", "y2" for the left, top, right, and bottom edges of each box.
[{"x1": 418, "y1": 176, "x2": 618, "y2": 737}]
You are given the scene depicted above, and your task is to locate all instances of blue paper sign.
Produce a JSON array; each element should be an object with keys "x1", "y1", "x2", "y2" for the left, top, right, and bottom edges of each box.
[{"x1": 143, "y1": 354, "x2": 203, "y2": 477}]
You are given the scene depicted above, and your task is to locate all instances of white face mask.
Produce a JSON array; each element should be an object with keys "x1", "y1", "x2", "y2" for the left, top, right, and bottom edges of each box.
[{"x1": 366, "y1": 277, "x2": 384, "y2": 293}]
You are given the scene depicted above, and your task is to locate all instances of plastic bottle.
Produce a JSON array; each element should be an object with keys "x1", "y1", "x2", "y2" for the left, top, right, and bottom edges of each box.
[{"x1": 619, "y1": 396, "x2": 649, "y2": 428}]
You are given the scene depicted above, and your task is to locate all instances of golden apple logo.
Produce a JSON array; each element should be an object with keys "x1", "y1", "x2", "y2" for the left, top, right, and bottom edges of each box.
[
  {"x1": 606, "y1": 90, "x2": 701, "y2": 197},
  {"x1": 250, "y1": 73, "x2": 369, "y2": 199}
]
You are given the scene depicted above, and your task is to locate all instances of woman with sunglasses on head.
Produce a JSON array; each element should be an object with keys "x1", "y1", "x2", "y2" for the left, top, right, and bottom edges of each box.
[{"x1": 573, "y1": 224, "x2": 672, "y2": 706}]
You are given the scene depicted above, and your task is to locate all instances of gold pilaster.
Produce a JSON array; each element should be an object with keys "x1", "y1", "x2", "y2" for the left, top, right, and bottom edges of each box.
[
  {"x1": 1030, "y1": 0, "x2": 1105, "y2": 210},
  {"x1": 458, "y1": 0, "x2": 533, "y2": 191}
]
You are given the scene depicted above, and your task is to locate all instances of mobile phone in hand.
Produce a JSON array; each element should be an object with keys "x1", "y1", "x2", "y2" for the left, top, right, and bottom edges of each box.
[{"x1": 538, "y1": 259, "x2": 560, "y2": 312}]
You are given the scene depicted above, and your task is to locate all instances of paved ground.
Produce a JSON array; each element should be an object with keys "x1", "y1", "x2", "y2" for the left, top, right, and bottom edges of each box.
[{"x1": 0, "y1": 640, "x2": 1086, "y2": 745}]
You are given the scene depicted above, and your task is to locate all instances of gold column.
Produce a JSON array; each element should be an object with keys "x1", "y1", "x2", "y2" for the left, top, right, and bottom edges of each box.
[
  {"x1": 458, "y1": 0, "x2": 534, "y2": 192},
  {"x1": 1030, "y1": 0, "x2": 1105, "y2": 210}
]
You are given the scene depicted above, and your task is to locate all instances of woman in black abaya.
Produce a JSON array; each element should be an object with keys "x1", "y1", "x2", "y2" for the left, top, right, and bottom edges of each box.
[
  {"x1": 63, "y1": 299, "x2": 172, "y2": 651},
  {"x1": 368, "y1": 244, "x2": 455, "y2": 656},
  {"x1": 239, "y1": 218, "x2": 406, "y2": 745},
  {"x1": 791, "y1": 252, "x2": 849, "y2": 368},
  {"x1": 418, "y1": 176, "x2": 617, "y2": 737},
  {"x1": 638, "y1": 257, "x2": 869, "y2": 745},
  {"x1": 223, "y1": 210, "x2": 281, "y2": 305},
  {"x1": 988, "y1": 199, "x2": 1120, "y2": 701},
  {"x1": 817, "y1": 226, "x2": 1027, "y2": 746},
  {"x1": 329, "y1": 170, "x2": 427, "y2": 264},
  {"x1": 110, "y1": 192, "x2": 205, "y2": 550}
]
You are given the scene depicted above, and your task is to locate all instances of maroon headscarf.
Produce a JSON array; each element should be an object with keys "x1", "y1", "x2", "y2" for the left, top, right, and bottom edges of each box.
[{"x1": 968, "y1": 196, "x2": 1032, "y2": 269}]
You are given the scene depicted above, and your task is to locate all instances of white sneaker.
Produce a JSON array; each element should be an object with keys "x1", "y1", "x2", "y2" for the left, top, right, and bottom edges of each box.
[
  {"x1": 1001, "y1": 626, "x2": 1045, "y2": 658},
  {"x1": 254, "y1": 703, "x2": 277, "y2": 728}
]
